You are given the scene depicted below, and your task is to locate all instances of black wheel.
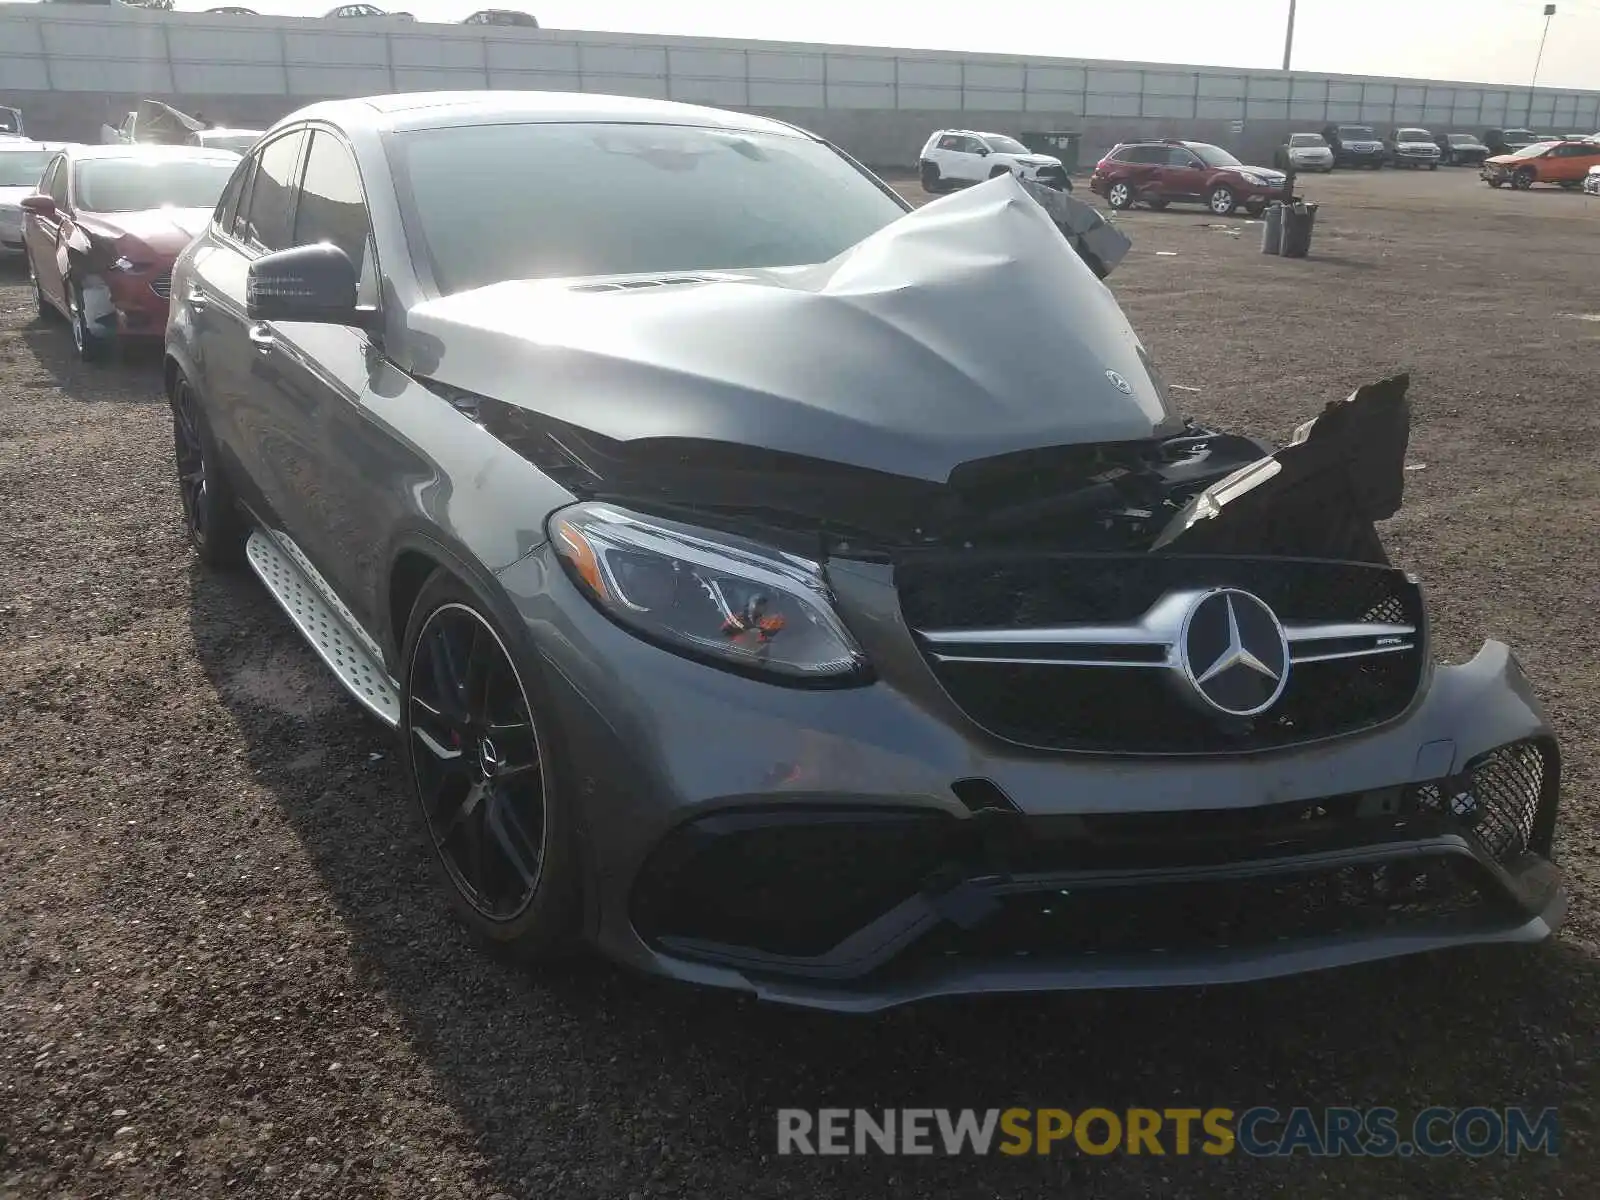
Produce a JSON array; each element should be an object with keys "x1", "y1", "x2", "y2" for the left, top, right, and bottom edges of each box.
[
  {"x1": 1428, "y1": 162, "x2": 1438, "y2": 171},
  {"x1": 1144, "y1": 197, "x2": 1169, "y2": 210},
  {"x1": 1244, "y1": 202, "x2": 1267, "y2": 217},
  {"x1": 1207, "y1": 185, "x2": 1238, "y2": 216},
  {"x1": 67, "y1": 279, "x2": 111, "y2": 364},
  {"x1": 401, "y1": 574, "x2": 579, "y2": 959},
  {"x1": 1512, "y1": 167, "x2": 1536, "y2": 190},
  {"x1": 1106, "y1": 180, "x2": 1134, "y2": 209},
  {"x1": 919, "y1": 161, "x2": 943, "y2": 194},
  {"x1": 1486, "y1": 177, "x2": 1503, "y2": 188},
  {"x1": 171, "y1": 373, "x2": 247, "y2": 566}
]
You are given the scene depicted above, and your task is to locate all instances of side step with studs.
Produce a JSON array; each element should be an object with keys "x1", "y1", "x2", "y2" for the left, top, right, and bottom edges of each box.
[{"x1": 244, "y1": 530, "x2": 401, "y2": 727}]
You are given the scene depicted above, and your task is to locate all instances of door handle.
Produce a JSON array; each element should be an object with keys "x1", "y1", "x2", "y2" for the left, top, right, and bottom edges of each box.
[
  {"x1": 247, "y1": 323, "x2": 275, "y2": 354},
  {"x1": 185, "y1": 284, "x2": 208, "y2": 312}
]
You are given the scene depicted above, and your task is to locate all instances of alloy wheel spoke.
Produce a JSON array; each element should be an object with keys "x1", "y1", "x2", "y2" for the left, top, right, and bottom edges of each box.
[
  {"x1": 462, "y1": 624, "x2": 495, "y2": 723},
  {"x1": 425, "y1": 624, "x2": 471, "y2": 723},
  {"x1": 483, "y1": 786, "x2": 541, "y2": 890}
]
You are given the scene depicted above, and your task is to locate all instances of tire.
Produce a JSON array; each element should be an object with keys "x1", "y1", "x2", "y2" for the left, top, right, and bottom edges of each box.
[
  {"x1": 1512, "y1": 167, "x2": 1536, "y2": 190},
  {"x1": 1244, "y1": 202, "x2": 1266, "y2": 217},
  {"x1": 26, "y1": 253, "x2": 51, "y2": 322},
  {"x1": 170, "y1": 371, "x2": 247, "y2": 567},
  {"x1": 919, "y1": 161, "x2": 943, "y2": 194},
  {"x1": 1428, "y1": 163, "x2": 1438, "y2": 171},
  {"x1": 988, "y1": 164, "x2": 1011, "y2": 180},
  {"x1": 1207, "y1": 185, "x2": 1238, "y2": 216},
  {"x1": 1144, "y1": 197, "x2": 1169, "y2": 210},
  {"x1": 67, "y1": 279, "x2": 111, "y2": 364},
  {"x1": 400, "y1": 571, "x2": 580, "y2": 962},
  {"x1": 1106, "y1": 180, "x2": 1134, "y2": 210},
  {"x1": 1486, "y1": 178, "x2": 1503, "y2": 188}
]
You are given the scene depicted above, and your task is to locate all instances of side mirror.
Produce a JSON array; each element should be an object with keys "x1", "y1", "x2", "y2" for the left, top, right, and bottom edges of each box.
[
  {"x1": 20, "y1": 194, "x2": 56, "y2": 218},
  {"x1": 247, "y1": 243, "x2": 373, "y2": 328},
  {"x1": 975, "y1": 146, "x2": 990, "y2": 156}
]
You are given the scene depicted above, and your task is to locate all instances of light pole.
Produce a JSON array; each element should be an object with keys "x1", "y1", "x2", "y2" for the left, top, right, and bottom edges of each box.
[
  {"x1": 1529, "y1": 3, "x2": 1556, "y2": 119},
  {"x1": 1282, "y1": 0, "x2": 1298, "y2": 71}
]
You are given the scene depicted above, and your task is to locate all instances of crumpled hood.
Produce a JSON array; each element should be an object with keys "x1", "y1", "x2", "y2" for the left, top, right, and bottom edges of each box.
[
  {"x1": 77, "y1": 206, "x2": 211, "y2": 255},
  {"x1": 1011, "y1": 154, "x2": 1062, "y2": 166},
  {"x1": 406, "y1": 175, "x2": 1179, "y2": 484}
]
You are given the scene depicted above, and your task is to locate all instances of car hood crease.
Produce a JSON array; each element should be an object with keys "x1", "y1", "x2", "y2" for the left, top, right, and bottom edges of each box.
[{"x1": 404, "y1": 176, "x2": 1180, "y2": 484}]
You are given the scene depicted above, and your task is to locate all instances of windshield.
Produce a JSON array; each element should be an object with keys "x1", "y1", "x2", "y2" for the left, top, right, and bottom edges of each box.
[
  {"x1": 1510, "y1": 142, "x2": 1559, "y2": 158},
  {"x1": 0, "y1": 150, "x2": 55, "y2": 188},
  {"x1": 1397, "y1": 129, "x2": 1431, "y2": 141},
  {"x1": 1188, "y1": 143, "x2": 1243, "y2": 168},
  {"x1": 981, "y1": 134, "x2": 1030, "y2": 155},
  {"x1": 74, "y1": 157, "x2": 237, "y2": 213},
  {"x1": 1339, "y1": 127, "x2": 1377, "y2": 140},
  {"x1": 1288, "y1": 134, "x2": 1325, "y2": 147},
  {"x1": 1448, "y1": 134, "x2": 1480, "y2": 145},
  {"x1": 394, "y1": 122, "x2": 908, "y2": 296},
  {"x1": 0, "y1": 109, "x2": 21, "y2": 136}
]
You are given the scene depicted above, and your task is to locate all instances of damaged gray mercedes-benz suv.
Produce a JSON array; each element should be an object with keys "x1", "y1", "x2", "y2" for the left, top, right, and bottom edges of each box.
[{"x1": 164, "y1": 92, "x2": 1565, "y2": 1011}]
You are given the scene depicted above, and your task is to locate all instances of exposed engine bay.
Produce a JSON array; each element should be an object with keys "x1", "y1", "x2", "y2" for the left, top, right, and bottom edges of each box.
[{"x1": 480, "y1": 372, "x2": 1409, "y2": 564}]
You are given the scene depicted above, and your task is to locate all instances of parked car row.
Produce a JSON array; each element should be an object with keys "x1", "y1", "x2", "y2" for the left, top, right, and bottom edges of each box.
[
  {"x1": 202, "y1": 4, "x2": 539, "y2": 21},
  {"x1": 1291, "y1": 125, "x2": 1494, "y2": 170}
]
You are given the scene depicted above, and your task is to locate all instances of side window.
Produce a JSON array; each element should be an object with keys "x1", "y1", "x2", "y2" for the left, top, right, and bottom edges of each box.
[
  {"x1": 43, "y1": 156, "x2": 67, "y2": 205},
  {"x1": 1118, "y1": 146, "x2": 1156, "y2": 164},
  {"x1": 294, "y1": 131, "x2": 377, "y2": 305},
  {"x1": 241, "y1": 130, "x2": 307, "y2": 252},
  {"x1": 962, "y1": 137, "x2": 986, "y2": 155},
  {"x1": 936, "y1": 134, "x2": 963, "y2": 151},
  {"x1": 213, "y1": 158, "x2": 249, "y2": 232},
  {"x1": 230, "y1": 155, "x2": 259, "y2": 241}
]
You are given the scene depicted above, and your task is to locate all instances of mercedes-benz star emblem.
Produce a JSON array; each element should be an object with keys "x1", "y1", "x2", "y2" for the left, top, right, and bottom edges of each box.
[
  {"x1": 1104, "y1": 369, "x2": 1133, "y2": 394},
  {"x1": 1177, "y1": 589, "x2": 1290, "y2": 717}
]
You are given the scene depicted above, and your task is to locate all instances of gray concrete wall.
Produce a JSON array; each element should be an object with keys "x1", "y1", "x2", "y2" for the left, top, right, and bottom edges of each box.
[{"x1": 4, "y1": 5, "x2": 1598, "y2": 168}]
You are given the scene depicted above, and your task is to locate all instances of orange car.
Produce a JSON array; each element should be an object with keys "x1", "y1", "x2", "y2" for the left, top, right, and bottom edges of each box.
[{"x1": 1480, "y1": 138, "x2": 1600, "y2": 189}]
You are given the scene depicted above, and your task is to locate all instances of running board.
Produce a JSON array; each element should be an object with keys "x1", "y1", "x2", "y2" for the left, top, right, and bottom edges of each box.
[{"x1": 244, "y1": 531, "x2": 401, "y2": 727}]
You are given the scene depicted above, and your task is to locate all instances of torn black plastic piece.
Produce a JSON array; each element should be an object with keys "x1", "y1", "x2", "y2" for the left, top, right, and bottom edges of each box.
[{"x1": 1152, "y1": 373, "x2": 1411, "y2": 562}]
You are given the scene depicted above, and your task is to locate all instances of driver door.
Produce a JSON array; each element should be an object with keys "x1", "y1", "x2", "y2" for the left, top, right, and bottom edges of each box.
[
  {"x1": 23, "y1": 155, "x2": 69, "y2": 312},
  {"x1": 1163, "y1": 147, "x2": 1209, "y2": 199}
]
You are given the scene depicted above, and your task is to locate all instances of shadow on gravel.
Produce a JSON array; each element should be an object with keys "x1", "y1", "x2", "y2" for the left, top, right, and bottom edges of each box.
[{"x1": 185, "y1": 563, "x2": 1598, "y2": 1196}]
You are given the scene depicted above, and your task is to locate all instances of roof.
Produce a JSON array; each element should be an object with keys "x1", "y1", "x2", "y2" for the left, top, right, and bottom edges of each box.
[
  {"x1": 282, "y1": 91, "x2": 811, "y2": 139},
  {"x1": 0, "y1": 141, "x2": 74, "y2": 153}
]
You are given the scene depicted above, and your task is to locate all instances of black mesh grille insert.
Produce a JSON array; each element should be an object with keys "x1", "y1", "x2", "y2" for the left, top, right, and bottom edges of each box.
[
  {"x1": 899, "y1": 554, "x2": 1425, "y2": 754},
  {"x1": 1414, "y1": 739, "x2": 1552, "y2": 862},
  {"x1": 903, "y1": 856, "x2": 1492, "y2": 965}
]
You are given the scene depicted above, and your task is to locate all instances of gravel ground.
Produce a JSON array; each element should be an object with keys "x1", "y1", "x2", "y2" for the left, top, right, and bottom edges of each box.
[{"x1": 1, "y1": 167, "x2": 1597, "y2": 1199}]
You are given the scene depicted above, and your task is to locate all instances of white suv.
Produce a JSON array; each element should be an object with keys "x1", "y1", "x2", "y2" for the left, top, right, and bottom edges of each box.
[{"x1": 919, "y1": 130, "x2": 1069, "y2": 193}]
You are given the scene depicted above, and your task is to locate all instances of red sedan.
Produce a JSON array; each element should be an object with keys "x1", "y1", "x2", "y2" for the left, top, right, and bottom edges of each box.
[{"x1": 21, "y1": 144, "x2": 239, "y2": 362}]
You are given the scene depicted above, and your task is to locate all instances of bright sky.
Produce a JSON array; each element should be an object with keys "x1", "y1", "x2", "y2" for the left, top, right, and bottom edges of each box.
[{"x1": 164, "y1": 0, "x2": 1600, "y2": 91}]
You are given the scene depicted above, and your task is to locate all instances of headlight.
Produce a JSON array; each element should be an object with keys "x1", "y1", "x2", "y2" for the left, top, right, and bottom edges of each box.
[{"x1": 550, "y1": 502, "x2": 868, "y2": 684}]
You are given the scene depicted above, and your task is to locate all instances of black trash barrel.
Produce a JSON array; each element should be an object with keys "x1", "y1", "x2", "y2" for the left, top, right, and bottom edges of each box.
[{"x1": 1281, "y1": 201, "x2": 1320, "y2": 258}]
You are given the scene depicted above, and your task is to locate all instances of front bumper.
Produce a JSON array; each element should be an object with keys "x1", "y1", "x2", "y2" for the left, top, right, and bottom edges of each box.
[
  {"x1": 81, "y1": 266, "x2": 175, "y2": 339},
  {"x1": 1394, "y1": 149, "x2": 1441, "y2": 164},
  {"x1": 1481, "y1": 163, "x2": 1510, "y2": 183},
  {"x1": 0, "y1": 211, "x2": 21, "y2": 252},
  {"x1": 499, "y1": 548, "x2": 1566, "y2": 1011}
]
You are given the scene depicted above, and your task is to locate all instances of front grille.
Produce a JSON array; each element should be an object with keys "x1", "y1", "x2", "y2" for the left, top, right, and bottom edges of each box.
[
  {"x1": 905, "y1": 856, "x2": 1492, "y2": 965},
  {"x1": 899, "y1": 554, "x2": 1425, "y2": 755},
  {"x1": 150, "y1": 274, "x2": 172, "y2": 299}
]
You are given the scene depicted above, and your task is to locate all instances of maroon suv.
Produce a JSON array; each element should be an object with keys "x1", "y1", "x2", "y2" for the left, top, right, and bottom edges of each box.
[{"x1": 1090, "y1": 139, "x2": 1288, "y2": 216}]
